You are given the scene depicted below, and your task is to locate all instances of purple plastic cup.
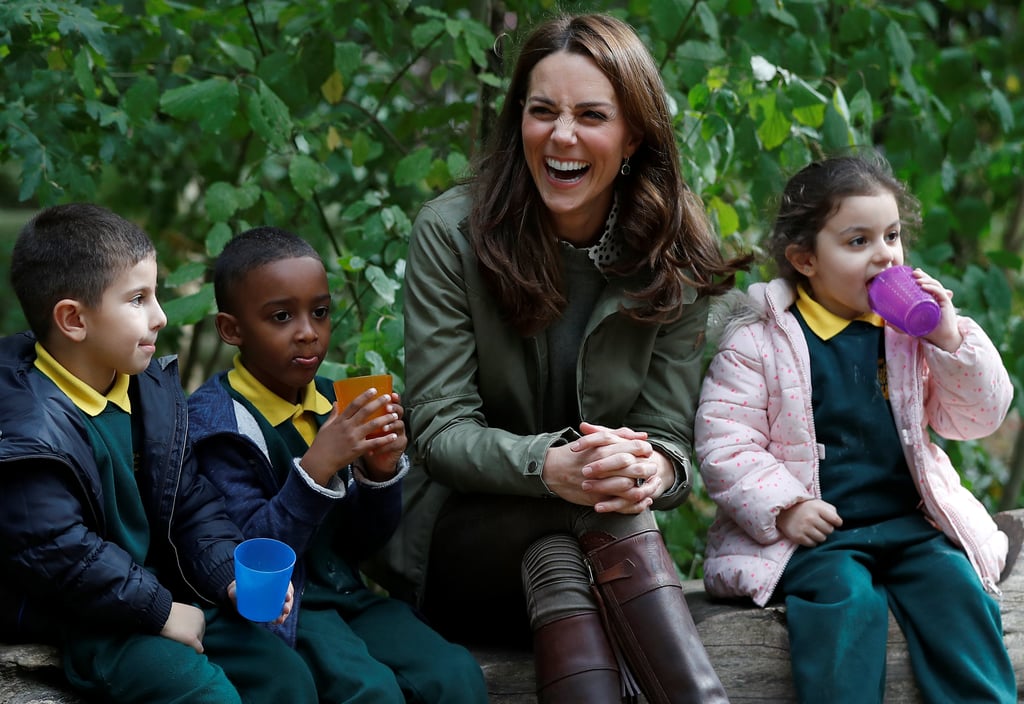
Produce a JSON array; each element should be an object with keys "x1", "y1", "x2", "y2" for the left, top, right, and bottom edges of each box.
[
  {"x1": 234, "y1": 538, "x2": 295, "y2": 622},
  {"x1": 868, "y1": 265, "x2": 941, "y2": 337}
]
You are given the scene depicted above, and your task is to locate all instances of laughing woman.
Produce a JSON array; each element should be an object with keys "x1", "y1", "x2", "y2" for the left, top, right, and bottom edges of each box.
[{"x1": 371, "y1": 13, "x2": 749, "y2": 704}]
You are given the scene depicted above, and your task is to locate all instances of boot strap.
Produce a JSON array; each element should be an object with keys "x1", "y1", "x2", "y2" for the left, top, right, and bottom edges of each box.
[{"x1": 588, "y1": 571, "x2": 642, "y2": 701}]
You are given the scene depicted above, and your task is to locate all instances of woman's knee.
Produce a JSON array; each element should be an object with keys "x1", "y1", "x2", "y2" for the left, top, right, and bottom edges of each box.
[
  {"x1": 574, "y1": 505, "x2": 657, "y2": 536},
  {"x1": 521, "y1": 533, "x2": 594, "y2": 627}
]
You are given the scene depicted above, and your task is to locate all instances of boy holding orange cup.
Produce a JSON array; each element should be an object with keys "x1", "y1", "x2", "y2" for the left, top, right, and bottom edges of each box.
[{"x1": 187, "y1": 227, "x2": 488, "y2": 703}]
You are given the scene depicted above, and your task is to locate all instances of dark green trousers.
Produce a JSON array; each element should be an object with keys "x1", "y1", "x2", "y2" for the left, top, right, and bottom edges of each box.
[
  {"x1": 778, "y1": 513, "x2": 1016, "y2": 704},
  {"x1": 63, "y1": 606, "x2": 317, "y2": 704},
  {"x1": 297, "y1": 582, "x2": 488, "y2": 703}
]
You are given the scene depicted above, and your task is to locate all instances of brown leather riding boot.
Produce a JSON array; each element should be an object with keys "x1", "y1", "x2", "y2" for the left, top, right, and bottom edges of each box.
[
  {"x1": 533, "y1": 611, "x2": 624, "y2": 704},
  {"x1": 581, "y1": 529, "x2": 730, "y2": 704}
]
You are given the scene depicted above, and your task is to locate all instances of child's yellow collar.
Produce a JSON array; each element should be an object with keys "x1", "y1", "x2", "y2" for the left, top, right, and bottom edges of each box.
[
  {"x1": 226, "y1": 354, "x2": 332, "y2": 426},
  {"x1": 33, "y1": 342, "x2": 131, "y2": 415},
  {"x1": 795, "y1": 285, "x2": 884, "y2": 340}
]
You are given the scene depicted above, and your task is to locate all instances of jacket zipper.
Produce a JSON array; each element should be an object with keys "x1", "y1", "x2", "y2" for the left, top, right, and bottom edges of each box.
[{"x1": 166, "y1": 412, "x2": 215, "y2": 605}]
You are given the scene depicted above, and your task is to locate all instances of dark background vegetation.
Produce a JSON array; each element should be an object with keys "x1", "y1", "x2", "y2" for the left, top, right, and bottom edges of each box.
[{"x1": 2, "y1": 0, "x2": 1022, "y2": 575}]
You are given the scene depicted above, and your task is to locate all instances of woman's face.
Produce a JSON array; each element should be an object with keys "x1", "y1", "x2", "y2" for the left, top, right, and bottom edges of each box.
[{"x1": 521, "y1": 51, "x2": 640, "y2": 245}]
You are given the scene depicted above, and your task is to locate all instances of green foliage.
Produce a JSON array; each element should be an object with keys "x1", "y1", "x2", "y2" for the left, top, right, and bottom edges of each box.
[{"x1": 2, "y1": 0, "x2": 1023, "y2": 573}]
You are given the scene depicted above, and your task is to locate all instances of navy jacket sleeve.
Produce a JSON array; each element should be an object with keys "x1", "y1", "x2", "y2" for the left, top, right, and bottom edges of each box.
[{"x1": 0, "y1": 456, "x2": 173, "y2": 636}]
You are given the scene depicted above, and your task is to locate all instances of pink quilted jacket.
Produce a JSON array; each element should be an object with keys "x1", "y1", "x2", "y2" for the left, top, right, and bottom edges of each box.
[{"x1": 695, "y1": 279, "x2": 1011, "y2": 607}]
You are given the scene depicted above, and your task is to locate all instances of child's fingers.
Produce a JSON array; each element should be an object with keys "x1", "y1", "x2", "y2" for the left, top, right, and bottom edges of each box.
[{"x1": 340, "y1": 392, "x2": 392, "y2": 426}]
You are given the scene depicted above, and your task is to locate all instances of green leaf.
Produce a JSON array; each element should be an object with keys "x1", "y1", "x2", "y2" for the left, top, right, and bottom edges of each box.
[
  {"x1": 688, "y1": 83, "x2": 711, "y2": 111},
  {"x1": 455, "y1": 19, "x2": 493, "y2": 69},
  {"x1": 430, "y1": 64, "x2": 448, "y2": 91},
  {"x1": 989, "y1": 89, "x2": 1014, "y2": 134},
  {"x1": 289, "y1": 153, "x2": 324, "y2": 199},
  {"x1": 124, "y1": 76, "x2": 159, "y2": 124},
  {"x1": 884, "y1": 20, "x2": 914, "y2": 73},
  {"x1": 351, "y1": 131, "x2": 371, "y2": 167},
  {"x1": 788, "y1": 81, "x2": 826, "y2": 128},
  {"x1": 85, "y1": 100, "x2": 128, "y2": 135},
  {"x1": 413, "y1": 6, "x2": 446, "y2": 20},
  {"x1": 343, "y1": 200, "x2": 372, "y2": 220},
  {"x1": 159, "y1": 78, "x2": 239, "y2": 134},
  {"x1": 365, "y1": 265, "x2": 399, "y2": 305},
  {"x1": 754, "y1": 94, "x2": 790, "y2": 151},
  {"x1": 205, "y1": 182, "x2": 240, "y2": 223},
  {"x1": 709, "y1": 196, "x2": 739, "y2": 235},
  {"x1": 759, "y1": 0, "x2": 798, "y2": 29},
  {"x1": 412, "y1": 19, "x2": 444, "y2": 50},
  {"x1": 987, "y1": 250, "x2": 1023, "y2": 271},
  {"x1": 236, "y1": 183, "x2": 261, "y2": 210},
  {"x1": 838, "y1": 7, "x2": 872, "y2": 43},
  {"x1": 696, "y1": 3, "x2": 720, "y2": 41},
  {"x1": 56, "y1": 5, "x2": 110, "y2": 56},
  {"x1": 165, "y1": 261, "x2": 206, "y2": 288},
  {"x1": 394, "y1": 147, "x2": 433, "y2": 187},
  {"x1": 339, "y1": 254, "x2": 367, "y2": 272},
  {"x1": 675, "y1": 41, "x2": 727, "y2": 86},
  {"x1": 831, "y1": 85, "x2": 851, "y2": 122},
  {"x1": 982, "y1": 266, "x2": 1012, "y2": 313},
  {"x1": 821, "y1": 102, "x2": 853, "y2": 151},
  {"x1": 162, "y1": 284, "x2": 215, "y2": 326},
  {"x1": 447, "y1": 151, "x2": 469, "y2": 181},
  {"x1": 651, "y1": 1, "x2": 687, "y2": 41},
  {"x1": 16, "y1": 136, "x2": 46, "y2": 202},
  {"x1": 335, "y1": 42, "x2": 362, "y2": 78},
  {"x1": 954, "y1": 197, "x2": 991, "y2": 238},
  {"x1": 73, "y1": 49, "x2": 96, "y2": 98},
  {"x1": 363, "y1": 349, "x2": 389, "y2": 376},
  {"x1": 216, "y1": 39, "x2": 256, "y2": 72},
  {"x1": 425, "y1": 158, "x2": 451, "y2": 190},
  {"x1": 206, "y1": 222, "x2": 233, "y2": 257},
  {"x1": 942, "y1": 118, "x2": 974, "y2": 162},
  {"x1": 848, "y1": 88, "x2": 873, "y2": 133},
  {"x1": 246, "y1": 80, "x2": 292, "y2": 149}
]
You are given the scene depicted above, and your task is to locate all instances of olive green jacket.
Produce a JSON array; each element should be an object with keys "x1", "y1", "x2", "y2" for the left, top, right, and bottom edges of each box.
[{"x1": 366, "y1": 185, "x2": 710, "y2": 603}]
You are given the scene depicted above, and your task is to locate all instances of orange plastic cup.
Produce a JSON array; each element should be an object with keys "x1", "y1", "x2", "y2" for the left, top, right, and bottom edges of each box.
[{"x1": 333, "y1": 374, "x2": 393, "y2": 438}]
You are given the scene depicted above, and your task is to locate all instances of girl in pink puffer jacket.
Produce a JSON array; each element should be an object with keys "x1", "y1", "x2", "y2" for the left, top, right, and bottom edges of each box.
[{"x1": 695, "y1": 153, "x2": 1016, "y2": 703}]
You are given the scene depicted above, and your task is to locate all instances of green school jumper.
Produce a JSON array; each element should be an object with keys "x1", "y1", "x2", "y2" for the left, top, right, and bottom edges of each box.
[
  {"x1": 35, "y1": 357, "x2": 315, "y2": 704},
  {"x1": 227, "y1": 376, "x2": 487, "y2": 704},
  {"x1": 776, "y1": 295, "x2": 1014, "y2": 704}
]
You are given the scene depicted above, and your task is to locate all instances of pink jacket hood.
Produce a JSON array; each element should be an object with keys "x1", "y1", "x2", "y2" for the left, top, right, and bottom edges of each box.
[{"x1": 696, "y1": 279, "x2": 1011, "y2": 606}]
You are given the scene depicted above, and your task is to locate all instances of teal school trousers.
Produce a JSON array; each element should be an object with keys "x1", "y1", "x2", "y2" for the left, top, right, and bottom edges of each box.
[
  {"x1": 296, "y1": 581, "x2": 488, "y2": 704},
  {"x1": 63, "y1": 606, "x2": 318, "y2": 704},
  {"x1": 778, "y1": 513, "x2": 1016, "y2": 704}
]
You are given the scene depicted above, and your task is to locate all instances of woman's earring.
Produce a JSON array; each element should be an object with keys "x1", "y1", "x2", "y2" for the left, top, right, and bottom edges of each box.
[{"x1": 620, "y1": 157, "x2": 631, "y2": 176}]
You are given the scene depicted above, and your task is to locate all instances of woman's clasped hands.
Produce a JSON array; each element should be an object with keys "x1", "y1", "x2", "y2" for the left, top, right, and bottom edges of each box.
[{"x1": 542, "y1": 421, "x2": 672, "y2": 514}]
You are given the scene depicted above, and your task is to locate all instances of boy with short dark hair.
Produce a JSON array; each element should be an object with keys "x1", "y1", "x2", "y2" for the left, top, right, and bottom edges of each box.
[
  {"x1": 187, "y1": 226, "x2": 488, "y2": 703},
  {"x1": 0, "y1": 204, "x2": 318, "y2": 704}
]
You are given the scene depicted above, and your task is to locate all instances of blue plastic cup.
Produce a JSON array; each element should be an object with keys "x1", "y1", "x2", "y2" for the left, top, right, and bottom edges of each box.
[{"x1": 234, "y1": 538, "x2": 296, "y2": 623}]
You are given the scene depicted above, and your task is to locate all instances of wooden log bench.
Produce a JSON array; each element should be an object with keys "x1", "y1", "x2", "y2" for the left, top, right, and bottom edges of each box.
[{"x1": 4, "y1": 508, "x2": 1024, "y2": 703}]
